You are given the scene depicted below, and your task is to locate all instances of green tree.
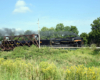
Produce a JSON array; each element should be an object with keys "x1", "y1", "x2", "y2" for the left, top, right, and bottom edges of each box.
[
  {"x1": 24, "y1": 30, "x2": 33, "y2": 35},
  {"x1": 70, "y1": 26, "x2": 79, "y2": 35},
  {"x1": 64, "y1": 26, "x2": 70, "y2": 31},
  {"x1": 40, "y1": 27, "x2": 56, "y2": 39},
  {"x1": 55, "y1": 23, "x2": 64, "y2": 31},
  {"x1": 24, "y1": 30, "x2": 35, "y2": 40},
  {"x1": 89, "y1": 17, "x2": 100, "y2": 46},
  {"x1": 91, "y1": 17, "x2": 100, "y2": 31},
  {"x1": 80, "y1": 32, "x2": 88, "y2": 44},
  {"x1": 40, "y1": 27, "x2": 48, "y2": 39},
  {"x1": 41, "y1": 27, "x2": 49, "y2": 31},
  {"x1": 88, "y1": 31, "x2": 94, "y2": 45},
  {"x1": 48, "y1": 27, "x2": 55, "y2": 31}
]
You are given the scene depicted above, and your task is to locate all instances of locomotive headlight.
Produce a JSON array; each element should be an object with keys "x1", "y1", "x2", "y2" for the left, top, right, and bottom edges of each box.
[{"x1": 52, "y1": 41, "x2": 54, "y2": 43}]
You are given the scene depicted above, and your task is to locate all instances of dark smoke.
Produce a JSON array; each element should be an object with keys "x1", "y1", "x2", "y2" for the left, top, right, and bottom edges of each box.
[
  {"x1": 40, "y1": 31, "x2": 78, "y2": 39},
  {"x1": 0, "y1": 28, "x2": 38, "y2": 41},
  {"x1": 0, "y1": 28, "x2": 24, "y2": 37},
  {"x1": 24, "y1": 30, "x2": 37, "y2": 35},
  {"x1": 0, "y1": 28, "x2": 78, "y2": 41},
  {"x1": 0, "y1": 28, "x2": 38, "y2": 37}
]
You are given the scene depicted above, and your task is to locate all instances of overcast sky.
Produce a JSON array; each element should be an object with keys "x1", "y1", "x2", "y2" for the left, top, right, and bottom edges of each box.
[{"x1": 0, "y1": 0, "x2": 100, "y2": 35}]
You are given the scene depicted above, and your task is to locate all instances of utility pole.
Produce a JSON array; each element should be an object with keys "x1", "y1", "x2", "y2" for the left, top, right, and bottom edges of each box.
[{"x1": 37, "y1": 19, "x2": 40, "y2": 48}]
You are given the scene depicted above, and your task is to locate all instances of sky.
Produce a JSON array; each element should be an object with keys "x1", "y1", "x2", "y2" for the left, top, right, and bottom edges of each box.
[{"x1": 0, "y1": 0, "x2": 100, "y2": 35}]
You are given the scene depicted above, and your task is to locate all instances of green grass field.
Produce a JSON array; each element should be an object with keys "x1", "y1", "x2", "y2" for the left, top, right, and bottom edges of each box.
[{"x1": 0, "y1": 45, "x2": 100, "y2": 80}]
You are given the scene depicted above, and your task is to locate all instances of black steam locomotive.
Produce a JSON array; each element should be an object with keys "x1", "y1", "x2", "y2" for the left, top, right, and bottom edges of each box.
[{"x1": 40, "y1": 37, "x2": 83, "y2": 47}]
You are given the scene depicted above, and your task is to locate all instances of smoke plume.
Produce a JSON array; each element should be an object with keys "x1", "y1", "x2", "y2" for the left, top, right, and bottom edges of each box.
[{"x1": 40, "y1": 30, "x2": 78, "y2": 39}]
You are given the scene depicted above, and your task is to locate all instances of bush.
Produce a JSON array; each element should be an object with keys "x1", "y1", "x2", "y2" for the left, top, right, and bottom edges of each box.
[
  {"x1": 90, "y1": 44, "x2": 96, "y2": 50},
  {"x1": 39, "y1": 62, "x2": 59, "y2": 80}
]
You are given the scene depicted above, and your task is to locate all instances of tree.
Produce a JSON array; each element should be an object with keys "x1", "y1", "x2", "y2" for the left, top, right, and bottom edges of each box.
[
  {"x1": 80, "y1": 32, "x2": 88, "y2": 44},
  {"x1": 88, "y1": 31, "x2": 94, "y2": 45},
  {"x1": 24, "y1": 30, "x2": 33, "y2": 35},
  {"x1": 40, "y1": 24, "x2": 79, "y2": 39},
  {"x1": 55, "y1": 23, "x2": 64, "y2": 31},
  {"x1": 70, "y1": 26, "x2": 79, "y2": 35},
  {"x1": 41, "y1": 27, "x2": 49, "y2": 31},
  {"x1": 24, "y1": 30, "x2": 35, "y2": 40},
  {"x1": 40, "y1": 27, "x2": 56, "y2": 39},
  {"x1": 48, "y1": 27, "x2": 55, "y2": 31},
  {"x1": 40, "y1": 27, "x2": 49, "y2": 39},
  {"x1": 89, "y1": 17, "x2": 100, "y2": 46},
  {"x1": 64, "y1": 26, "x2": 70, "y2": 31},
  {"x1": 91, "y1": 17, "x2": 100, "y2": 31}
]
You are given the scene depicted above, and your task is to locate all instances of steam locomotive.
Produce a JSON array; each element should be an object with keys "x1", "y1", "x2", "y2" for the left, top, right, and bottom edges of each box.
[{"x1": 40, "y1": 37, "x2": 83, "y2": 47}]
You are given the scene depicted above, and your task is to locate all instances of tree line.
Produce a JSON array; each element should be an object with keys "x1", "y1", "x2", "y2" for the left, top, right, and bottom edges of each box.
[
  {"x1": 80, "y1": 17, "x2": 100, "y2": 46},
  {"x1": 40, "y1": 24, "x2": 79, "y2": 40},
  {"x1": 0, "y1": 17, "x2": 100, "y2": 46}
]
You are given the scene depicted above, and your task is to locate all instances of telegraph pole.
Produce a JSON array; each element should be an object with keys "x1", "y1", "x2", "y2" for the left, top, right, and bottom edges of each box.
[{"x1": 37, "y1": 19, "x2": 40, "y2": 48}]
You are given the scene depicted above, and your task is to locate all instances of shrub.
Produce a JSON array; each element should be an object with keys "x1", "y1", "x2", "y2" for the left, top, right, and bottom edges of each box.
[
  {"x1": 39, "y1": 61, "x2": 60, "y2": 80},
  {"x1": 90, "y1": 44, "x2": 96, "y2": 50}
]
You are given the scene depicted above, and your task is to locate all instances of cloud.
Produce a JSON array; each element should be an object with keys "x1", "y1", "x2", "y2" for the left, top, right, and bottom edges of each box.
[{"x1": 13, "y1": 0, "x2": 31, "y2": 13}]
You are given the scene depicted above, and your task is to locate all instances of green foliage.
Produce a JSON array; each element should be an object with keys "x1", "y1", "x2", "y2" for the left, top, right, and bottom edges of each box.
[
  {"x1": 40, "y1": 23, "x2": 79, "y2": 39},
  {"x1": 0, "y1": 45, "x2": 100, "y2": 67},
  {"x1": 88, "y1": 17, "x2": 100, "y2": 46},
  {"x1": 39, "y1": 62, "x2": 59, "y2": 80},
  {"x1": 55, "y1": 23, "x2": 64, "y2": 31},
  {"x1": 0, "y1": 48, "x2": 1, "y2": 51},
  {"x1": 0, "y1": 45, "x2": 100, "y2": 80},
  {"x1": 70, "y1": 26, "x2": 79, "y2": 35},
  {"x1": 64, "y1": 26, "x2": 71, "y2": 31},
  {"x1": 90, "y1": 44, "x2": 96, "y2": 50},
  {"x1": 24, "y1": 30, "x2": 33, "y2": 35},
  {"x1": 91, "y1": 17, "x2": 100, "y2": 31},
  {"x1": 80, "y1": 32, "x2": 88, "y2": 44},
  {"x1": 41, "y1": 27, "x2": 49, "y2": 31},
  {"x1": 49, "y1": 27, "x2": 55, "y2": 31},
  {"x1": 65, "y1": 65, "x2": 99, "y2": 80},
  {"x1": 13, "y1": 37, "x2": 23, "y2": 41}
]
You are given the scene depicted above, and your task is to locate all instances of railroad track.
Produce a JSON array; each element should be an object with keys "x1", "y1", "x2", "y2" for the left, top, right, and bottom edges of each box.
[
  {"x1": 40, "y1": 45, "x2": 100, "y2": 49},
  {"x1": 48, "y1": 47, "x2": 100, "y2": 49}
]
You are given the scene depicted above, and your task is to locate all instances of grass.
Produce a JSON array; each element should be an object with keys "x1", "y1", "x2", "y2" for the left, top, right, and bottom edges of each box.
[
  {"x1": 0, "y1": 45, "x2": 100, "y2": 67},
  {"x1": 0, "y1": 45, "x2": 100, "y2": 80}
]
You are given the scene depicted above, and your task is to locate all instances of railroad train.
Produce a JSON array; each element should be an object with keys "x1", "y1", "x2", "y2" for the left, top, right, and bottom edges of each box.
[
  {"x1": 40, "y1": 37, "x2": 83, "y2": 47},
  {"x1": 0, "y1": 36, "x2": 83, "y2": 50}
]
